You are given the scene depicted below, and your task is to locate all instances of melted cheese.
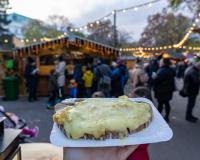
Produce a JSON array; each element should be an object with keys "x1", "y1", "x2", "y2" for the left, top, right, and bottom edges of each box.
[{"x1": 53, "y1": 97, "x2": 152, "y2": 139}]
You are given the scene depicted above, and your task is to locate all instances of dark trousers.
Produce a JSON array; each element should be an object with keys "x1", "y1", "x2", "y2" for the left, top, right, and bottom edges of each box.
[
  {"x1": 58, "y1": 87, "x2": 65, "y2": 100},
  {"x1": 186, "y1": 96, "x2": 197, "y2": 118},
  {"x1": 28, "y1": 86, "x2": 37, "y2": 101},
  {"x1": 85, "y1": 87, "x2": 92, "y2": 98},
  {"x1": 158, "y1": 101, "x2": 171, "y2": 119},
  {"x1": 48, "y1": 90, "x2": 58, "y2": 105}
]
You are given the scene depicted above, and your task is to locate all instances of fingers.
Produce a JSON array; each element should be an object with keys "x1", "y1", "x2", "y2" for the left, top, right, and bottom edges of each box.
[{"x1": 117, "y1": 145, "x2": 139, "y2": 160}]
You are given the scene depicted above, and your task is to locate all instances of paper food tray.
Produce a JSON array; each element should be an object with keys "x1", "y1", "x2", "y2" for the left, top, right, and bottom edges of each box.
[{"x1": 50, "y1": 98, "x2": 173, "y2": 147}]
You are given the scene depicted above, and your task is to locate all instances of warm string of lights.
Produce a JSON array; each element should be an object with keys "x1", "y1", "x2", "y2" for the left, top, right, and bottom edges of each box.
[
  {"x1": 69, "y1": 0, "x2": 161, "y2": 32},
  {"x1": 121, "y1": 13, "x2": 200, "y2": 52},
  {"x1": 3, "y1": 0, "x2": 162, "y2": 44}
]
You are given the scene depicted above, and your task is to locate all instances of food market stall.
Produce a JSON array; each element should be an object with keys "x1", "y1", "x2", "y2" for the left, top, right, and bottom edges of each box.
[{"x1": 12, "y1": 35, "x2": 119, "y2": 96}]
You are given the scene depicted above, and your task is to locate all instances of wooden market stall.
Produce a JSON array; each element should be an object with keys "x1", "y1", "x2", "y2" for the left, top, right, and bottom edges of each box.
[{"x1": 13, "y1": 35, "x2": 119, "y2": 96}]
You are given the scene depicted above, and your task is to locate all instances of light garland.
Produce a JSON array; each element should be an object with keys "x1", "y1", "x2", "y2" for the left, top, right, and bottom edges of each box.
[
  {"x1": 70, "y1": 0, "x2": 162, "y2": 32},
  {"x1": 121, "y1": 13, "x2": 200, "y2": 52}
]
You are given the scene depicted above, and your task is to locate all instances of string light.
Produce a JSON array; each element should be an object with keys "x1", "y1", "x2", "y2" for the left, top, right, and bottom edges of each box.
[
  {"x1": 70, "y1": 0, "x2": 161, "y2": 32},
  {"x1": 112, "y1": 11, "x2": 115, "y2": 15},
  {"x1": 148, "y1": 3, "x2": 152, "y2": 7}
]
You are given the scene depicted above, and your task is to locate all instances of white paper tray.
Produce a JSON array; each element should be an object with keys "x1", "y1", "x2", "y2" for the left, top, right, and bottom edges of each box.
[{"x1": 50, "y1": 98, "x2": 173, "y2": 147}]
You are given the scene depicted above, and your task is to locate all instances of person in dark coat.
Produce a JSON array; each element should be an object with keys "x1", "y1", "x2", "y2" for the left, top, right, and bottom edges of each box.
[
  {"x1": 153, "y1": 58, "x2": 176, "y2": 122},
  {"x1": 183, "y1": 61, "x2": 200, "y2": 123},
  {"x1": 94, "y1": 59, "x2": 112, "y2": 97},
  {"x1": 24, "y1": 57, "x2": 39, "y2": 102},
  {"x1": 47, "y1": 69, "x2": 58, "y2": 109},
  {"x1": 73, "y1": 63, "x2": 83, "y2": 98},
  {"x1": 111, "y1": 62, "x2": 123, "y2": 97}
]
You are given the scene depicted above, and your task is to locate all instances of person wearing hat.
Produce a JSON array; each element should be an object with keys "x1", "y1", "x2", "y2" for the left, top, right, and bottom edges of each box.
[{"x1": 183, "y1": 58, "x2": 200, "y2": 123}]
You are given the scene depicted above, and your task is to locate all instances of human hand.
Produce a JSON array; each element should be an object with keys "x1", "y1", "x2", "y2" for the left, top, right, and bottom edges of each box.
[{"x1": 64, "y1": 145, "x2": 138, "y2": 160}]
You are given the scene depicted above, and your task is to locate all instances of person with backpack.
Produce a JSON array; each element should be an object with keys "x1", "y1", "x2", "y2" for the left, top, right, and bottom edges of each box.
[{"x1": 94, "y1": 59, "x2": 112, "y2": 97}]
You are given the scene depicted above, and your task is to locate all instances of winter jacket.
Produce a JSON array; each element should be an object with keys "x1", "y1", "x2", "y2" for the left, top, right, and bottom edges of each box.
[
  {"x1": 130, "y1": 65, "x2": 148, "y2": 88},
  {"x1": 73, "y1": 64, "x2": 83, "y2": 84},
  {"x1": 94, "y1": 64, "x2": 112, "y2": 92},
  {"x1": 48, "y1": 74, "x2": 58, "y2": 92},
  {"x1": 183, "y1": 65, "x2": 200, "y2": 96},
  {"x1": 153, "y1": 66, "x2": 175, "y2": 102},
  {"x1": 24, "y1": 64, "x2": 38, "y2": 88},
  {"x1": 82, "y1": 70, "x2": 94, "y2": 88},
  {"x1": 55, "y1": 61, "x2": 66, "y2": 87}
]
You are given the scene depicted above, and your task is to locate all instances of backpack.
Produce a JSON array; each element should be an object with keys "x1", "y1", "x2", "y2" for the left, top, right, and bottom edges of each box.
[{"x1": 97, "y1": 67, "x2": 111, "y2": 89}]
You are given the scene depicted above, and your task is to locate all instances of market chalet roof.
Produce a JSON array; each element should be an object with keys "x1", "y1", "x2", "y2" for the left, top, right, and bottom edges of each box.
[{"x1": 13, "y1": 35, "x2": 119, "y2": 58}]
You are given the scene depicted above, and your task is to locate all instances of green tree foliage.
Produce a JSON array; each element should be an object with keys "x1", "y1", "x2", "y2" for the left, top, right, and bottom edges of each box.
[
  {"x1": 169, "y1": 0, "x2": 200, "y2": 13},
  {"x1": 139, "y1": 11, "x2": 190, "y2": 47},
  {"x1": 0, "y1": 0, "x2": 11, "y2": 33},
  {"x1": 23, "y1": 20, "x2": 63, "y2": 44}
]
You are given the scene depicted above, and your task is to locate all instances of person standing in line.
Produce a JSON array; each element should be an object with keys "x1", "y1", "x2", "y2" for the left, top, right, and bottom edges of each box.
[
  {"x1": 55, "y1": 55, "x2": 66, "y2": 100},
  {"x1": 24, "y1": 57, "x2": 39, "y2": 102},
  {"x1": 73, "y1": 62, "x2": 84, "y2": 98},
  {"x1": 183, "y1": 60, "x2": 200, "y2": 123},
  {"x1": 117, "y1": 59, "x2": 129, "y2": 93},
  {"x1": 153, "y1": 58, "x2": 176, "y2": 122},
  {"x1": 47, "y1": 69, "x2": 58, "y2": 109},
  {"x1": 94, "y1": 59, "x2": 112, "y2": 97},
  {"x1": 130, "y1": 59, "x2": 148, "y2": 89},
  {"x1": 82, "y1": 66, "x2": 94, "y2": 97},
  {"x1": 111, "y1": 61, "x2": 123, "y2": 97}
]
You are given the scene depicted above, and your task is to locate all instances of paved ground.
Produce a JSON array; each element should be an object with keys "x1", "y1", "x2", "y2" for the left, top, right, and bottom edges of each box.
[{"x1": 1, "y1": 92, "x2": 200, "y2": 160}]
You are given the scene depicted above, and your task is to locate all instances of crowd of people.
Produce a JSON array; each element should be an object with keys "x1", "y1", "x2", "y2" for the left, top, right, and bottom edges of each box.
[{"x1": 24, "y1": 55, "x2": 200, "y2": 123}]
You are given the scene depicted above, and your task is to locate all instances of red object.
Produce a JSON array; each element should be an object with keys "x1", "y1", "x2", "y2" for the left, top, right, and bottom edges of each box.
[{"x1": 127, "y1": 144, "x2": 149, "y2": 160}]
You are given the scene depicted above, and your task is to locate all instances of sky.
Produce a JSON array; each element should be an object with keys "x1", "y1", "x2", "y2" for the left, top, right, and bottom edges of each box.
[{"x1": 9, "y1": 0, "x2": 171, "y2": 40}]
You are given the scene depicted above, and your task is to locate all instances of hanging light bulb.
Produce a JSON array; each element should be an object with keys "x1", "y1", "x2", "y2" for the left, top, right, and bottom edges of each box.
[
  {"x1": 148, "y1": 3, "x2": 152, "y2": 7},
  {"x1": 21, "y1": 39, "x2": 24, "y2": 43},
  {"x1": 90, "y1": 23, "x2": 93, "y2": 27},
  {"x1": 96, "y1": 20, "x2": 100, "y2": 24},
  {"x1": 75, "y1": 29, "x2": 78, "y2": 32},
  {"x1": 112, "y1": 10, "x2": 115, "y2": 15},
  {"x1": 26, "y1": 39, "x2": 29, "y2": 42},
  {"x1": 123, "y1": 9, "x2": 126, "y2": 13},
  {"x1": 104, "y1": 17, "x2": 108, "y2": 20},
  {"x1": 79, "y1": 27, "x2": 83, "y2": 31},
  {"x1": 70, "y1": 28, "x2": 74, "y2": 32},
  {"x1": 4, "y1": 39, "x2": 8, "y2": 43},
  {"x1": 134, "y1": 7, "x2": 138, "y2": 11},
  {"x1": 195, "y1": 18, "x2": 199, "y2": 23},
  {"x1": 64, "y1": 32, "x2": 67, "y2": 35},
  {"x1": 33, "y1": 39, "x2": 37, "y2": 42},
  {"x1": 84, "y1": 26, "x2": 88, "y2": 29}
]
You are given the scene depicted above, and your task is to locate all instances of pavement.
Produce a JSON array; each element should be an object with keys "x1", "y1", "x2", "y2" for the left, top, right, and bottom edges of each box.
[{"x1": 1, "y1": 92, "x2": 200, "y2": 160}]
